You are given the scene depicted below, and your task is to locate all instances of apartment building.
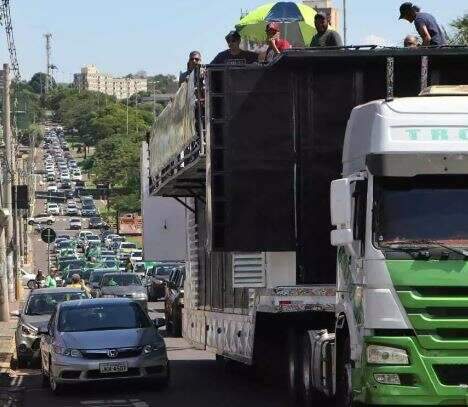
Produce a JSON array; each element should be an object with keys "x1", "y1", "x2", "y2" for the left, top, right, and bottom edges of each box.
[{"x1": 73, "y1": 64, "x2": 147, "y2": 100}]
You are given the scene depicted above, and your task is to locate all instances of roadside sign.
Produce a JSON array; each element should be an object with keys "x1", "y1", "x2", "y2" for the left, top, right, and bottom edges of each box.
[{"x1": 41, "y1": 228, "x2": 56, "y2": 244}]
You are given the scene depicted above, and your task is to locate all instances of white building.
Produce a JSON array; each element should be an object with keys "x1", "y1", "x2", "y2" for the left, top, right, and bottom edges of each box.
[{"x1": 73, "y1": 65, "x2": 147, "y2": 100}]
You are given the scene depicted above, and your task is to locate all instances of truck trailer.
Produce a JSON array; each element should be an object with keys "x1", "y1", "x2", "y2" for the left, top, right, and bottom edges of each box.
[{"x1": 148, "y1": 47, "x2": 468, "y2": 405}]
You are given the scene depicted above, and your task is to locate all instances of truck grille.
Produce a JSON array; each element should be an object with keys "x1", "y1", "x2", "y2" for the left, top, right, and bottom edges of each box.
[
  {"x1": 396, "y1": 286, "x2": 468, "y2": 350},
  {"x1": 433, "y1": 365, "x2": 468, "y2": 386}
]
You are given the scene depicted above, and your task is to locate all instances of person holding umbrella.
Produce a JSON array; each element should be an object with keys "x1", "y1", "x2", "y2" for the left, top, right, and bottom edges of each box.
[
  {"x1": 399, "y1": 2, "x2": 446, "y2": 46},
  {"x1": 264, "y1": 22, "x2": 291, "y2": 62}
]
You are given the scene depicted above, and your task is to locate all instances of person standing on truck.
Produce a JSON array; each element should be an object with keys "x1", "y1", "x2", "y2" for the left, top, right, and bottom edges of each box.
[
  {"x1": 210, "y1": 31, "x2": 258, "y2": 65},
  {"x1": 310, "y1": 12, "x2": 343, "y2": 47},
  {"x1": 399, "y1": 2, "x2": 447, "y2": 46},
  {"x1": 404, "y1": 34, "x2": 419, "y2": 48},
  {"x1": 263, "y1": 22, "x2": 291, "y2": 62},
  {"x1": 179, "y1": 51, "x2": 202, "y2": 87}
]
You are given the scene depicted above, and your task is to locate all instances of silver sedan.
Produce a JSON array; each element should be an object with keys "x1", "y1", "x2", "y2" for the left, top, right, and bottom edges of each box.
[{"x1": 39, "y1": 298, "x2": 169, "y2": 395}]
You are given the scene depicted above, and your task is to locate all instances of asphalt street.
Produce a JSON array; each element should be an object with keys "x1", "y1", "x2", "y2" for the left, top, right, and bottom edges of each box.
[{"x1": 9, "y1": 169, "x2": 289, "y2": 406}]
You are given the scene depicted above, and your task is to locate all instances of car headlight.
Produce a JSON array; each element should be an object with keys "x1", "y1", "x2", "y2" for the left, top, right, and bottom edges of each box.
[
  {"x1": 53, "y1": 346, "x2": 82, "y2": 358},
  {"x1": 132, "y1": 293, "x2": 147, "y2": 300},
  {"x1": 101, "y1": 294, "x2": 115, "y2": 298},
  {"x1": 21, "y1": 324, "x2": 36, "y2": 336},
  {"x1": 179, "y1": 297, "x2": 184, "y2": 306},
  {"x1": 367, "y1": 345, "x2": 409, "y2": 365},
  {"x1": 143, "y1": 342, "x2": 165, "y2": 354}
]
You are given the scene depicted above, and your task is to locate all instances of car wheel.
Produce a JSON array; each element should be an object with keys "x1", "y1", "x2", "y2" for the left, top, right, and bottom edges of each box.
[
  {"x1": 47, "y1": 220, "x2": 53, "y2": 225},
  {"x1": 155, "y1": 362, "x2": 170, "y2": 390},
  {"x1": 165, "y1": 312, "x2": 173, "y2": 336},
  {"x1": 27, "y1": 280, "x2": 38, "y2": 289},
  {"x1": 28, "y1": 220, "x2": 34, "y2": 226},
  {"x1": 41, "y1": 361, "x2": 49, "y2": 388},
  {"x1": 16, "y1": 353, "x2": 28, "y2": 369},
  {"x1": 49, "y1": 360, "x2": 64, "y2": 395}
]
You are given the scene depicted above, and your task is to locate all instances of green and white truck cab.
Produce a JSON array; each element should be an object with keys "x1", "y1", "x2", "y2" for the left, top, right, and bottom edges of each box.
[{"x1": 331, "y1": 89, "x2": 468, "y2": 405}]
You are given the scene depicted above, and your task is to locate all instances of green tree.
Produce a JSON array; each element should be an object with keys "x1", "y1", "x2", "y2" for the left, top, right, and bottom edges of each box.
[
  {"x1": 29, "y1": 72, "x2": 56, "y2": 94},
  {"x1": 451, "y1": 14, "x2": 468, "y2": 45}
]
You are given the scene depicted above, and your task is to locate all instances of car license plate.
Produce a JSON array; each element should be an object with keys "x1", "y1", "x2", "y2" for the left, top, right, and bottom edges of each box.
[{"x1": 99, "y1": 362, "x2": 127, "y2": 373}]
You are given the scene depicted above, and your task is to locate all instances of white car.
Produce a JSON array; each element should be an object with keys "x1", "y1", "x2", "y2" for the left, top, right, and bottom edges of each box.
[
  {"x1": 47, "y1": 185, "x2": 58, "y2": 193},
  {"x1": 130, "y1": 249, "x2": 143, "y2": 265},
  {"x1": 66, "y1": 205, "x2": 80, "y2": 216},
  {"x1": 21, "y1": 269, "x2": 36, "y2": 287},
  {"x1": 46, "y1": 203, "x2": 60, "y2": 215},
  {"x1": 28, "y1": 213, "x2": 55, "y2": 225},
  {"x1": 60, "y1": 174, "x2": 71, "y2": 182}
]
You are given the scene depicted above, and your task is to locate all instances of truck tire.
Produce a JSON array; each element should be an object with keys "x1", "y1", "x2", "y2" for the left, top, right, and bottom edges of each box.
[
  {"x1": 301, "y1": 333, "x2": 329, "y2": 406},
  {"x1": 287, "y1": 329, "x2": 302, "y2": 405},
  {"x1": 335, "y1": 335, "x2": 354, "y2": 407}
]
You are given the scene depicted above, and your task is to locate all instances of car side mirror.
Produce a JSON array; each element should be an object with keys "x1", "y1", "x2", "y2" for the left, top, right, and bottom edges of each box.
[
  {"x1": 37, "y1": 324, "x2": 49, "y2": 335},
  {"x1": 10, "y1": 310, "x2": 20, "y2": 317},
  {"x1": 153, "y1": 318, "x2": 166, "y2": 329}
]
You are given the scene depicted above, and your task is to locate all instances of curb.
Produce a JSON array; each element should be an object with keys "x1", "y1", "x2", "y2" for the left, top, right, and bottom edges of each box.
[{"x1": 0, "y1": 336, "x2": 15, "y2": 376}]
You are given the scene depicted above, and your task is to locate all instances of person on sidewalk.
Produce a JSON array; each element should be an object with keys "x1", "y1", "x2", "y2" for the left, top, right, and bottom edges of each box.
[
  {"x1": 310, "y1": 12, "x2": 343, "y2": 47},
  {"x1": 399, "y1": 2, "x2": 446, "y2": 46}
]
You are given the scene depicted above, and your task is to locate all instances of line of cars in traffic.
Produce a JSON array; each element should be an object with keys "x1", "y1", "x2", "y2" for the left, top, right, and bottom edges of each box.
[{"x1": 15, "y1": 126, "x2": 171, "y2": 394}]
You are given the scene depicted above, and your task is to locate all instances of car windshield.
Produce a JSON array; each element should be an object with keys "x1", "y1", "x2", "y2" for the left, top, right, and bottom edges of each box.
[
  {"x1": 155, "y1": 266, "x2": 173, "y2": 277},
  {"x1": 89, "y1": 272, "x2": 108, "y2": 284},
  {"x1": 26, "y1": 292, "x2": 86, "y2": 315},
  {"x1": 374, "y1": 176, "x2": 468, "y2": 246},
  {"x1": 57, "y1": 303, "x2": 150, "y2": 332},
  {"x1": 101, "y1": 274, "x2": 141, "y2": 287}
]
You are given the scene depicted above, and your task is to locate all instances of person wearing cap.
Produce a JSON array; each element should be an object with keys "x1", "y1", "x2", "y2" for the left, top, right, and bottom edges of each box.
[
  {"x1": 399, "y1": 3, "x2": 446, "y2": 46},
  {"x1": 404, "y1": 34, "x2": 419, "y2": 48},
  {"x1": 264, "y1": 22, "x2": 291, "y2": 62},
  {"x1": 210, "y1": 31, "x2": 258, "y2": 65},
  {"x1": 310, "y1": 12, "x2": 343, "y2": 47},
  {"x1": 179, "y1": 51, "x2": 202, "y2": 87}
]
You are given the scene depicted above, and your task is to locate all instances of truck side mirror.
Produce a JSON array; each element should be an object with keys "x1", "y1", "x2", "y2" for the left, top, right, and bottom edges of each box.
[{"x1": 330, "y1": 178, "x2": 355, "y2": 249}]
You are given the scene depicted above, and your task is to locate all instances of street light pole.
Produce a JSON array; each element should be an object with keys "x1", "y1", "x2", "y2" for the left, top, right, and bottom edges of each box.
[{"x1": 343, "y1": 0, "x2": 347, "y2": 46}]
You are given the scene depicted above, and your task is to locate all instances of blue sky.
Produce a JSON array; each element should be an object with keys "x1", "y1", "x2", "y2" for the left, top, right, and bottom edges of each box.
[{"x1": 2, "y1": 0, "x2": 466, "y2": 82}]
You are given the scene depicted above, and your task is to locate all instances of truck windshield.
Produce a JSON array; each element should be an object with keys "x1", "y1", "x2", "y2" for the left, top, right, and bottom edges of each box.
[{"x1": 374, "y1": 176, "x2": 468, "y2": 246}]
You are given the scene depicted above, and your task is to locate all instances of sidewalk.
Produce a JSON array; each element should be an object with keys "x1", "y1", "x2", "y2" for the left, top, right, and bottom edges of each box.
[{"x1": 0, "y1": 302, "x2": 21, "y2": 377}]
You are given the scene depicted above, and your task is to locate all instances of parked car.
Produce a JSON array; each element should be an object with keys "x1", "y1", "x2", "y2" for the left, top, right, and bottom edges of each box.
[
  {"x1": 98, "y1": 273, "x2": 147, "y2": 310},
  {"x1": 146, "y1": 262, "x2": 183, "y2": 301},
  {"x1": 164, "y1": 268, "x2": 185, "y2": 337},
  {"x1": 14, "y1": 288, "x2": 88, "y2": 367},
  {"x1": 39, "y1": 298, "x2": 168, "y2": 394},
  {"x1": 21, "y1": 269, "x2": 37, "y2": 288},
  {"x1": 69, "y1": 218, "x2": 82, "y2": 230},
  {"x1": 28, "y1": 213, "x2": 55, "y2": 226}
]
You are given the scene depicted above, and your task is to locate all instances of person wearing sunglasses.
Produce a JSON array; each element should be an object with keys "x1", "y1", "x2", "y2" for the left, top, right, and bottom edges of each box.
[
  {"x1": 210, "y1": 31, "x2": 258, "y2": 65},
  {"x1": 179, "y1": 50, "x2": 202, "y2": 87}
]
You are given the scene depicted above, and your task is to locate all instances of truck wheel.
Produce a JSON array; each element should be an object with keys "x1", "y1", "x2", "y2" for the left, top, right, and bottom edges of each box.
[
  {"x1": 301, "y1": 333, "x2": 328, "y2": 406},
  {"x1": 335, "y1": 335, "x2": 353, "y2": 407},
  {"x1": 287, "y1": 329, "x2": 302, "y2": 405}
]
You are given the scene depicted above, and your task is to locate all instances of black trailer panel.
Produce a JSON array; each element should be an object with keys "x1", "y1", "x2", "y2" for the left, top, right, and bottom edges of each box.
[{"x1": 206, "y1": 48, "x2": 468, "y2": 285}]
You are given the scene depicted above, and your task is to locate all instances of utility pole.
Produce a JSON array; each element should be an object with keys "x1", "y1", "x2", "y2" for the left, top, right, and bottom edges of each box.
[
  {"x1": 343, "y1": 0, "x2": 347, "y2": 46},
  {"x1": 2, "y1": 63, "x2": 14, "y2": 301},
  {"x1": 44, "y1": 33, "x2": 52, "y2": 95}
]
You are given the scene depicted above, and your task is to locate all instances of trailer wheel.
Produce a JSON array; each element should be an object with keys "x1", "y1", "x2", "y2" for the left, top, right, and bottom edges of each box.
[
  {"x1": 335, "y1": 335, "x2": 353, "y2": 407},
  {"x1": 301, "y1": 333, "x2": 328, "y2": 406},
  {"x1": 287, "y1": 329, "x2": 302, "y2": 405}
]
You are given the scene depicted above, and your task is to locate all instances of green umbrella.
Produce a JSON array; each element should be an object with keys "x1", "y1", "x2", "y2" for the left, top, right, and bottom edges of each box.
[{"x1": 236, "y1": 2, "x2": 317, "y2": 47}]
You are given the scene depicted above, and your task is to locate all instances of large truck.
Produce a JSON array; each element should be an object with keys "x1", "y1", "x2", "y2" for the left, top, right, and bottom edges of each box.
[{"x1": 148, "y1": 47, "x2": 468, "y2": 405}]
